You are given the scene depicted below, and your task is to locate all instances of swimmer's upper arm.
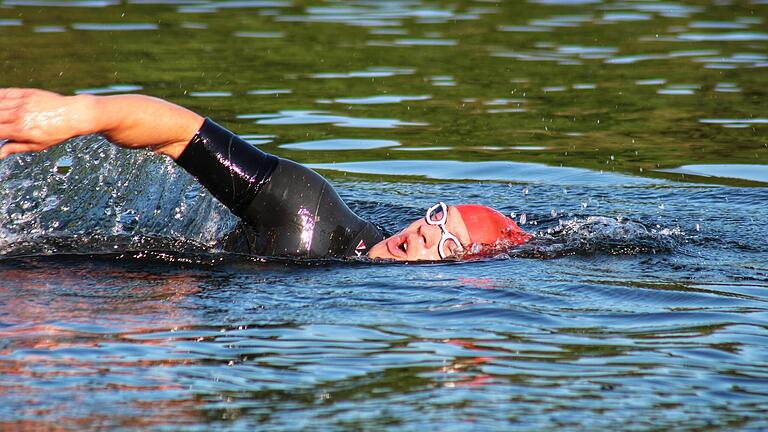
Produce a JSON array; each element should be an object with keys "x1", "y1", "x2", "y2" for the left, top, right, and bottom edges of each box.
[
  {"x1": 91, "y1": 94, "x2": 204, "y2": 159},
  {"x1": 174, "y1": 118, "x2": 278, "y2": 215}
]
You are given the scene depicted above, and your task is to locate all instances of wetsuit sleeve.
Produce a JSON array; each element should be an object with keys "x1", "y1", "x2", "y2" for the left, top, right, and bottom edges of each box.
[
  {"x1": 175, "y1": 118, "x2": 384, "y2": 258},
  {"x1": 175, "y1": 118, "x2": 278, "y2": 215}
]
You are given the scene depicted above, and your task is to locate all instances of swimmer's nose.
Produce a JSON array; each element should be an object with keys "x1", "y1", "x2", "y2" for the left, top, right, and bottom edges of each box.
[{"x1": 417, "y1": 223, "x2": 440, "y2": 249}]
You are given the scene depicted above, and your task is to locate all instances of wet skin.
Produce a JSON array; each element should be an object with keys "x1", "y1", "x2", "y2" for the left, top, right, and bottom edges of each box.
[{"x1": 368, "y1": 205, "x2": 471, "y2": 261}]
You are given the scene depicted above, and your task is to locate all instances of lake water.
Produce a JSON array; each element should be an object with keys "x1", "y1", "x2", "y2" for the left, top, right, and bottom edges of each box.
[{"x1": 1, "y1": 0, "x2": 767, "y2": 430}]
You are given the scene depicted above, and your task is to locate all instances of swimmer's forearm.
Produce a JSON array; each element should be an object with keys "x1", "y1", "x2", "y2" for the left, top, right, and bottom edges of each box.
[
  {"x1": 0, "y1": 88, "x2": 203, "y2": 160},
  {"x1": 88, "y1": 94, "x2": 204, "y2": 159}
]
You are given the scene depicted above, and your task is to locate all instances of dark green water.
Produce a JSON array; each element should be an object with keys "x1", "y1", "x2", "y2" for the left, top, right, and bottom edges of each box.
[{"x1": 1, "y1": 0, "x2": 767, "y2": 430}]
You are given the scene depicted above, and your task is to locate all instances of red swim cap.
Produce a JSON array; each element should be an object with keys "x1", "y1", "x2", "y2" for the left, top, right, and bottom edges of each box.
[{"x1": 455, "y1": 204, "x2": 532, "y2": 248}]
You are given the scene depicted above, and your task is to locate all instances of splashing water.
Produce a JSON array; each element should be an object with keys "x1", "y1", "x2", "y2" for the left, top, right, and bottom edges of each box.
[
  {"x1": 452, "y1": 215, "x2": 684, "y2": 261},
  {"x1": 1, "y1": 139, "x2": 687, "y2": 263},
  {"x1": 0, "y1": 135, "x2": 237, "y2": 257}
]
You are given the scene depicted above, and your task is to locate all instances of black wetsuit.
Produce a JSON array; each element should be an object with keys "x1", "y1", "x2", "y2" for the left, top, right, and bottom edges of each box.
[{"x1": 175, "y1": 118, "x2": 385, "y2": 258}]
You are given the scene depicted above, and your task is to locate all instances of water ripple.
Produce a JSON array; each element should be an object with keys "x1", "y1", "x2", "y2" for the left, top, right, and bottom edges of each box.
[
  {"x1": 309, "y1": 67, "x2": 415, "y2": 79},
  {"x1": 307, "y1": 160, "x2": 662, "y2": 185},
  {"x1": 331, "y1": 95, "x2": 431, "y2": 104},
  {"x1": 280, "y1": 139, "x2": 400, "y2": 151},
  {"x1": 239, "y1": 111, "x2": 427, "y2": 128},
  {"x1": 71, "y1": 22, "x2": 159, "y2": 31},
  {"x1": 2, "y1": 0, "x2": 768, "y2": 429}
]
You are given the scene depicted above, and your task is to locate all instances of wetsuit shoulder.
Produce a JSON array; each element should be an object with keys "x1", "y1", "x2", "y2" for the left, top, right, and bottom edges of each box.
[{"x1": 175, "y1": 118, "x2": 384, "y2": 258}]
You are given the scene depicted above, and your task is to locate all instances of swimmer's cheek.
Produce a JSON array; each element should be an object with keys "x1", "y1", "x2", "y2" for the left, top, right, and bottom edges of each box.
[{"x1": 367, "y1": 241, "x2": 390, "y2": 259}]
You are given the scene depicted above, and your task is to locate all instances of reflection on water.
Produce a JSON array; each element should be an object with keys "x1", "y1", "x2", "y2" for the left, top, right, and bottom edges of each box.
[
  {"x1": 189, "y1": 91, "x2": 233, "y2": 97},
  {"x1": 1, "y1": 245, "x2": 767, "y2": 430},
  {"x1": 2, "y1": 0, "x2": 118, "y2": 6},
  {"x1": 239, "y1": 110, "x2": 428, "y2": 128},
  {"x1": 676, "y1": 32, "x2": 768, "y2": 42},
  {"x1": 331, "y1": 94, "x2": 431, "y2": 105},
  {"x1": 71, "y1": 22, "x2": 159, "y2": 31},
  {"x1": 280, "y1": 138, "x2": 399, "y2": 151},
  {"x1": 370, "y1": 38, "x2": 458, "y2": 47},
  {"x1": 657, "y1": 164, "x2": 768, "y2": 183},
  {"x1": 247, "y1": 88, "x2": 291, "y2": 95},
  {"x1": 308, "y1": 160, "x2": 661, "y2": 185},
  {"x1": 309, "y1": 67, "x2": 415, "y2": 79},
  {"x1": 75, "y1": 84, "x2": 144, "y2": 95},
  {"x1": 0, "y1": 0, "x2": 767, "y2": 429},
  {"x1": 233, "y1": 30, "x2": 284, "y2": 38}
]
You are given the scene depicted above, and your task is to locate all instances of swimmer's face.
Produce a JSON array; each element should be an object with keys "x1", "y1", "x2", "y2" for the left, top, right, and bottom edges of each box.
[{"x1": 368, "y1": 204, "x2": 471, "y2": 261}]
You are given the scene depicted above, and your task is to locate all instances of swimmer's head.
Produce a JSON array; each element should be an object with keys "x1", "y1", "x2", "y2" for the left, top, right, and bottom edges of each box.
[{"x1": 367, "y1": 202, "x2": 531, "y2": 261}]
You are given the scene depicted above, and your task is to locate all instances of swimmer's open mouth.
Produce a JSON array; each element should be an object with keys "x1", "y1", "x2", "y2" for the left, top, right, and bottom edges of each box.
[{"x1": 386, "y1": 234, "x2": 408, "y2": 259}]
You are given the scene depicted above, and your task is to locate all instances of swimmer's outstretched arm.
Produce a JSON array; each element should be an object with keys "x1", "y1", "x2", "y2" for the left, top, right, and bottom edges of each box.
[
  {"x1": 0, "y1": 88, "x2": 203, "y2": 160},
  {"x1": 0, "y1": 87, "x2": 384, "y2": 257}
]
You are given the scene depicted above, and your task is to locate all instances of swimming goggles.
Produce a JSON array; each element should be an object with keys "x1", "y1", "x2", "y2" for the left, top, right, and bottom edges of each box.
[{"x1": 425, "y1": 202, "x2": 465, "y2": 259}]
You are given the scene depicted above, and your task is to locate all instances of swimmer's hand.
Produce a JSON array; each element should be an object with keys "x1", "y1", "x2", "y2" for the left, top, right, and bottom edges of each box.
[{"x1": 0, "y1": 88, "x2": 203, "y2": 160}]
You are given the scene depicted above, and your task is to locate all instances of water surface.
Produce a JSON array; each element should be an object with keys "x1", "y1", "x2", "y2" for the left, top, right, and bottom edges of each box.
[{"x1": 1, "y1": 0, "x2": 767, "y2": 430}]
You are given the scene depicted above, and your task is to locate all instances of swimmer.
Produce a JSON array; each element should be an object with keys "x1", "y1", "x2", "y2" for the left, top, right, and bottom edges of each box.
[{"x1": 0, "y1": 88, "x2": 531, "y2": 260}]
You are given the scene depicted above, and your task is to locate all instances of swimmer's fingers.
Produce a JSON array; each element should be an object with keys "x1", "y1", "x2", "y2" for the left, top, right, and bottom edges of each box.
[
  {"x1": 0, "y1": 114, "x2": 27, "y2": 144},
  {"x1": 0, "y1": 142, "x2": 48, "y2": 160},
  {"x1": 0, "y1": 97, "x2": 21, "y2": 111},
  {"x1": 0, "y1": 92, "x2": 37, "y2": 141},
  {"x1": 0, "y1": 104, "x2": 22, "y2": 124}
]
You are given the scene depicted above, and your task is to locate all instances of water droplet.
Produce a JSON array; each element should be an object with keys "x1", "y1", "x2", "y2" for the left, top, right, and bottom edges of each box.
[
  {"x1": 550, "y1": 209, "x2": 557, "y2": 217},
  {"x1": 522, "y1": 186, "x2": 529, "y2": 195},
  {"x1": 695, "y1": 223, "x2": 701, "y2": 231},
  {"x1": 519, "y1": 213, "x2": 527, "y2": 225}
]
